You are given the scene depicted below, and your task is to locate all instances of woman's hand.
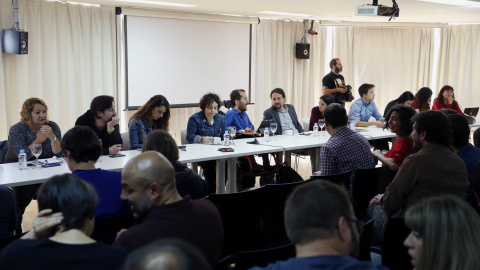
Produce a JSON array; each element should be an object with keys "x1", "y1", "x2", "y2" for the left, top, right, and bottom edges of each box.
[
  {"x1": 35, "y1": 130, "x2": 48, "y2": 143},
  {"x1": 445, "y1": 97, "x2": 454, "y2": 104},
  {"x1": 40, "y1": 125, "x2": 55, "y2": 140},
  {"x1": 23, "y1": 209, "x2": 63, "y2": 240},
  {"x1": 201, "y1": 136, "x2": 214, "y2": 144}
]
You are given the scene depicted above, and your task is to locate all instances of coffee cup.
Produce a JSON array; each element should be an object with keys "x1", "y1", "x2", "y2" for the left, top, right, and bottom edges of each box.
[
  {"x1": 285, "y1": 130, "x2": 294, "y2": 136},
  {"x1": 213, "y1": 137, "x2": 221, "y2": 144}
]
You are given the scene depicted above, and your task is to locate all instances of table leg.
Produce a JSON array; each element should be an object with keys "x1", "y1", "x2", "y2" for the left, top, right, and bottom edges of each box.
[
  {"x1": 226, "y1": 158, "x2": 237, "y2": 193},
  {"x1": 191, "y1": 162, "x2": 199, "y2": 174},
  {"x1": 285, "y1": 151, "x2": 292, "y2": 167},
  {"x1": 315, "y1": 147, "x2": 321, "y2": 172},
  {"x1": 216, "y1": 159, "x2": 226, "y2": 194}
]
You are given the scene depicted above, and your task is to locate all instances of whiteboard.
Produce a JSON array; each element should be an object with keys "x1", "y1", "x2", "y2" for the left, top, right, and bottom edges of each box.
[{"x1": 125, "y1": 15, "x2": 251, "y2": 108}]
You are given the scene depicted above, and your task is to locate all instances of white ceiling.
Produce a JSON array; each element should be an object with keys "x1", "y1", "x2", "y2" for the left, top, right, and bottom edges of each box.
[{"x1": 70, "y1": 0, "x2": 480, "y2": 23}]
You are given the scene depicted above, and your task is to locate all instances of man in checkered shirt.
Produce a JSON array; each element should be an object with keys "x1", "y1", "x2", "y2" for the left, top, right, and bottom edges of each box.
[{"x1": 319, "y1": 103, "x2": 375, "y2": 196}]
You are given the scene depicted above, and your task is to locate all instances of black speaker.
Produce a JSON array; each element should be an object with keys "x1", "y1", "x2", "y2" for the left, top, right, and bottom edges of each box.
[
  {"x1": 1, "y1": 29, "x2": 28, "y2": 55},
  {"x1": 295, "y1": 43, "x2": 310, "y2": 59}
]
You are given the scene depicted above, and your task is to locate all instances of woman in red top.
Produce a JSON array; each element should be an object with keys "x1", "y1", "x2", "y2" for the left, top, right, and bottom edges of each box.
[
  {"x1": 373, "y1": 105, "x2": 417, "y2": 171},
  {"x1": 431, "y1": 85, "x2": 463, "y2": 115},
  {"x1": 410, "y1": 87, "x2": 433, "y2": 113},
  {"x1": 308, "y1": 94, "x2": 334, "y2": 131}
]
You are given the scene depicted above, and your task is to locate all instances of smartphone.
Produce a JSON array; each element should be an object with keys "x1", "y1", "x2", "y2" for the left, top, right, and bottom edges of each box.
[
  {"x1": 218, "y1": 148, "x2": 234, "y2": 152},
  {"x1": 109, "y1": 153, "x2": 126, "y2": 158}
]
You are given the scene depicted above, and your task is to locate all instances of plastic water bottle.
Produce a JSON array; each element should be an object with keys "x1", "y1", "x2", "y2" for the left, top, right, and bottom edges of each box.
[
  {"x1": 313, "y1": 123, "x2": 319, "y2": 137},
  {"x1": 264, "y1": 127, "x2": 270, "y2": 142},
  {"x1": 18, "y1": 149, "x2": 27, "y2": 170},
  {"x1": 224, "y1": 131, "x2": 230, "y2": 146}
]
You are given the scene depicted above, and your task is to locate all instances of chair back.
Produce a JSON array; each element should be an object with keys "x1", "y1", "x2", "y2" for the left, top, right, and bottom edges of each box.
[
  {"x1": 309, "y1": 171, "x2": 352, "y2": 192},
  {"x1": 180, "y1": 129, "x2": 187, "y2": 145},
  {"x1": 352, "y1": 166, "x2": 391, "y2": 220},
  {"x1": 0, "y1": 140, "x2": 8, "y2": 164},
  {"x1": 120, "y1": 132, "x2": 130, "y2": 150},
  {"x1": 382, "y1": 217, "x2": 412, "y2": 270}
]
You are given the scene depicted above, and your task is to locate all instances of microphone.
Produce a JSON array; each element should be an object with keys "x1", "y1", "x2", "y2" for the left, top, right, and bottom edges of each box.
[{"x1": 246, "y1": 130, "x2": 260, "y2": 144}]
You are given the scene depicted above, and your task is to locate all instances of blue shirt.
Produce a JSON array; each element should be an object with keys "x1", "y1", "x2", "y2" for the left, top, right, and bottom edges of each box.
[
  {"x1": 225, "y1": 108, "x2": 254, "y2": 131},
  {"x1": 348, "y1": 98, "x2": 383, "y2": 122},
  {"x1": 128, "y1": 117, "x2": 157, "y2": 150}
]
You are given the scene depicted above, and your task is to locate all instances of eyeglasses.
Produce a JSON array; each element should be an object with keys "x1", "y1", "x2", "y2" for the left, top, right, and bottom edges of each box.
[{"x1": 345, "y1": 216, "x2": 365, "y2": 235}]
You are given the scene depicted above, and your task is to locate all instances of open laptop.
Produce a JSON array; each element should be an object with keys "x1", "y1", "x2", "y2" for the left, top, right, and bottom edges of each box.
[
  {"x1": 463, "y1": 107, "x2": 479, "y2": 124},
  {"x1": 257, "y1": 119, "x2": 276, "y2": 134}
]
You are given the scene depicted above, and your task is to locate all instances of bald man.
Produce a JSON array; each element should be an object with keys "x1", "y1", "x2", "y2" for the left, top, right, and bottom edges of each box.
[{"x1": 114, "y1": 151, "x2": 223, "y2": 264}]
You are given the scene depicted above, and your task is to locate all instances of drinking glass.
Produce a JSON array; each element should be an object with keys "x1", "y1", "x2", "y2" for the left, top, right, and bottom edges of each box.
[
  {"x1": 228, "y1": 126, "x2": 236, "y2": 145},
  {"x1": 270, "y1": 123, "x2": 278, "y2": 141},
  {"x1": 169, "y1": 132, "x2": 176, "y2": 139},
  {"x1": 318, "y1": 119, "x2": 325, "y2": 136},
  {"x1": 31, "y1": 144, "x2": 42, "y2": 169}
]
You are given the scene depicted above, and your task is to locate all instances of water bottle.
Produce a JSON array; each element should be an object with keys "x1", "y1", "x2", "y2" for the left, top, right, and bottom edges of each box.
[
  {"x1": 264, "y1": 127, "x2": 270, "y2": 142},
  {"x1": 224, "y1": 131, "x2": 230, "y2": 146},
  {"x1": 18, "y1": 149, "x2": 27, "y2": 170},
  {"x1": 313, "y1": 123, "x2": 319, "y2": 137}
]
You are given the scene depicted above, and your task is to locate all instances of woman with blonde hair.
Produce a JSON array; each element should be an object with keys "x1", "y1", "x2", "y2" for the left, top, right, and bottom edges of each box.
[{"x1": 404, "y1": 195, "x2": 480, "y2": 270}]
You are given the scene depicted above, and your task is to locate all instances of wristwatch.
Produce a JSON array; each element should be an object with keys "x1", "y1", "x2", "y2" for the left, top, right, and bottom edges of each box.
[{"x1": 51, "y1": 136, "x2": 57, "y2": 142}]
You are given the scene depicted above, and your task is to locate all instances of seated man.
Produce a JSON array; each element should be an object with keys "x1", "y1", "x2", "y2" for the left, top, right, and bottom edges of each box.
[
  {"x1": 319, "y1": 103, "x2": 375, "y2": 196},
  {"x1": 369, "y1": 110, "x2": 469, "y2": 241},
  {"x1": 115, "y1": 151, "x2": 223, "y2": 264},
  {"x1": 251, "y1": 180, "x2": 388, "y2": 270},
  {"x1": 263, "y1": 88, "x2": 317, "y2": 173},
  {"x1": 348, "y1": 83, "x2": 388, "y2": 150},
  {"x1": 62, "y1": 126, "x2": 131, "y2": 221},
  {"x1": 75, "y1": 95, "x2": 122, "y2": 155}
]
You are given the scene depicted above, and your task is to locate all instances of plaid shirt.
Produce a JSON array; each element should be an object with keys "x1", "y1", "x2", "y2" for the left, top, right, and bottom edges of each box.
[{"x1": 320, "y1": 126, "x2": 375, "y2": 197}]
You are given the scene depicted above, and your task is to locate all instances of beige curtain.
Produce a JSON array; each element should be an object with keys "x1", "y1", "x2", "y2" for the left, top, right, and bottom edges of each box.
[{"x1": 0, "y1": 0, "x2": 116, "y2": 139}]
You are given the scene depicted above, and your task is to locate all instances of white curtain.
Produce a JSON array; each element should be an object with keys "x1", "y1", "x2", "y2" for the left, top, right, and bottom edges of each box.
[{"x1": 0, "y1": 0, "x2": 116, "y2": 139}]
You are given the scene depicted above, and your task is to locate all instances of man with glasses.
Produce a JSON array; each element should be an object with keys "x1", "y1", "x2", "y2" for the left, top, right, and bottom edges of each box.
[{"x1": 251, "y1": 180, "x2": 387, "y2": 270}]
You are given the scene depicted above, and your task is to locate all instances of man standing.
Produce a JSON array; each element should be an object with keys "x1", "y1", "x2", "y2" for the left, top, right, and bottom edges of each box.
[
  {"x1": 251, "y1": 180, "x2": 388, "y2": 270},
  {"x1": 225, "y1": 89, "x2": 254, "y2": 133},
  {"x1": 75, "y1": 95, "x2": 122, "y2": 155},
  {"x1": 114, "y1": 151, "x2": 223, "y2": 264},
  {"x1": 369, "y1": 110, "x2": 469, "y2": 240},
  {"x1": 319, "y1": 103, "x2": 375, "y2": 194},
  {"x1": 322, "y1": 58, "x2": 350, "y2": 104}
]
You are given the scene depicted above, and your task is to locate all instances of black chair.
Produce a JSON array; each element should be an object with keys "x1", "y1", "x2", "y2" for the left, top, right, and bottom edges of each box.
[
  {"x1": 359, "y1": 217, "x2": 374, "y2": 261},
  {"x1": 234, "y1": 242, "x2": 296, "y2": 270},
  {"x1": 352, "y1": 167, "x2": 391, "y2": 220},
  {"x1": 260, "y1": 181, "x2": 308, "y2": 247},
  {"x1": 206, "y1": 187, "x2": 266, "y2": 258},
  {"x1": 309, "y1": 171, "x2": 352, "y2": 192},
  {"x1": 90, "y1": 213, "x2": 134, "y2": 245},
  {"x1": 381, "y1": 217, "x2": 412, "y2": 270}
]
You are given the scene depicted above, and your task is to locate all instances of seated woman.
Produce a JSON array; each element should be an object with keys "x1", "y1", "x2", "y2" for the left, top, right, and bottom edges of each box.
[
  {"x1": 308, "y1": 94, "x2": 334, "y2": 131},
  {"x1": 431, "y1": 85, "x2": 463, "y2": 115},
  {"x1": 186, "y1": 93, "x2": 227, "y2": 194},
  {"x1": 410, "y1": 87, "x2": 433, "y2": 113},
  {"x1": 372, "y1": 105, "x2": 417, "y2": 171},
  {"x1": 4, "y1": 97, "x2": 62, "y2": 234},
  {"x1": 128, "y1": 95, "x2": 170, "y2": 149},
  {"x1": 404, "y1": 195, "x2": 480, "y2": 270},
  {"x1": 142, "y1": 130, "x2": 208, "y2": 199},
  {"x1": 383, "y1": 91, "x2": 414, "y2": 117},
  {"x1": 0, "y1": 174, "x2": 127, "y2": 269}
]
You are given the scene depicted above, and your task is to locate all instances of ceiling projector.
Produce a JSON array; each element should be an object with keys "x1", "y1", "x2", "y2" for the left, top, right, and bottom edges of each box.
[{"x1": 355, "y1": 0, "x2": 399, "y2": 19}]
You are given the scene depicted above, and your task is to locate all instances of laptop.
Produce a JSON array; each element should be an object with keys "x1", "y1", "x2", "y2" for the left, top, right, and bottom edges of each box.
[
  {"x1": 257, "y1": 119, "x2": 276, "y2": 134},
  {"x1": 463, "y1": 107, "x2": 479, "y2": 124}
]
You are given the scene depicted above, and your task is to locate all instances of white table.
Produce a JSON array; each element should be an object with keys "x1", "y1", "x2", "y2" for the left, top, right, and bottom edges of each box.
[{"x1": 0, "y1": 127, "x2": 397, "y2": 194}]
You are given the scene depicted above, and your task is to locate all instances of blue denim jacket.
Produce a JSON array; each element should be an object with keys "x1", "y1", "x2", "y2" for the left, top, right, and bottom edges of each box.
[
  {"x1": 128, "y1": 117, "x2": 157, "y2": 149},
  {"x1": 186, "y1": 111, "x2": 227, "y2": 143}
]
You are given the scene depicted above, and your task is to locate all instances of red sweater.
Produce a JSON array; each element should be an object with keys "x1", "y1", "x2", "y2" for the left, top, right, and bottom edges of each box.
[
  {"x1": 384, "y1": 137, "x2": 417, "y2": 167},
  {"x1": 432, "y1": 99, "x2": 462, "y2": 115}
]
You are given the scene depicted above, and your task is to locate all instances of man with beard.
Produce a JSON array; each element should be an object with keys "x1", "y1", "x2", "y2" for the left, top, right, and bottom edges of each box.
[
  {"x1": 75, "y1": 95, "x2": 122, "y2": 155},
  {"x1": 225, "y1": 89, "x2": 254, "y2": 132},
  {"x1": 114, "y1": 151, "x2": 223, "y2": 264},
  {"x1": 251, "y1": 180, "x2": 388, "y2": 270},
  {"x1": 322, "y1": 58, "x2": 349, "y2": 105},
  {"x1": 368, "y1": 110, "x2": 469, "y2": 241}
]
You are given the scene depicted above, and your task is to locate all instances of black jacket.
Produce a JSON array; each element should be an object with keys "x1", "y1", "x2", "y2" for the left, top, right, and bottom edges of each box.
[{"x1": 75, "y1": 110, "x2": 122, "y2": 155}]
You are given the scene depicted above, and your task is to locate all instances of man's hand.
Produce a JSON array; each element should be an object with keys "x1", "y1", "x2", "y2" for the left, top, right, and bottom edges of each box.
[
  {"x1": 109, "y1": 144, "x2": 122, "y2": 155},
  {"x1": 369, "y1": 194, "x2": 384, "y2": 206},
  {"x1": 338, "y1": 87, "x2": 347, "y2": 94},
  {"x1": 107, "y1": 116, "x2": 120, "y2": 131},
  {"x1": 245, "y1": 127, "x2": 252, "y2": 132},
  {"x1": 374, "y1": 121, "x2": 384, "y2": 128}
]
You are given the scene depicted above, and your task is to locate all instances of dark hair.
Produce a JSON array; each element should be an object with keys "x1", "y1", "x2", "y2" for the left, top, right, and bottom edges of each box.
[
  {"x1": 324, "y1": 103, "x2": 347, "y2": 128},
  {"x1": 270, "y1": 88, "x2": 285, "y2": 98},
  {"x1": 120, "y1": 239, "x2": 212, "y2": 270},
  {"x1": 448, "y1": 114, "x2": 470, "y2": 148},
  {"x1": 142, "y1": 130, "x2": 179, "y2": 164},
  {"x1": 412, "y1": 110, "x2": 451, "y2": 146},
  {"x1": 441, "y1": 109, "x2": 459, "y2": 116},
  {"x1": 90, "y1": 95, "x2": 114, "y2": 119},
  {"x1": 37, "y1": 174, "x2": 98, "y2": 231},
  {"x1": 230, "y1": 89, "x2": 246, "y2": 106},
  {"x1": 414, "y1": 87, "x2": 433, "y2": 112},
  {"x1": 329, "y1": 58, "x2": 340, "y2": 69},
  {"x1": 285, "y1": 180, "x2": 351, "y2": 244},
  {"x1": 358, "y1": 83, "x2": 375, "y2": 97},
  {"x1": 394, "y1": 91, "x2": 415, "y2": 104},
  {"x1": 61, "y1": 126, "x2": 101, "y2": 163},
  {"x1": 474, "y1": 129, "x2": 480, "y2": 148},
  {"x1": 320, "y1": 94, "x2": 335, "y2": 106},
  {"x1": 199, "y1": 93, "x2": 222, "y2": 111},
  {"x1": 384, "y1": 105, "x2": 416, "y2": 137},
  {"x1": 437, "y1": 85, "x2": 456, "y2": 105},
  {"x1": 130, "y1": 95, "x2": 170, "y2": 131}
]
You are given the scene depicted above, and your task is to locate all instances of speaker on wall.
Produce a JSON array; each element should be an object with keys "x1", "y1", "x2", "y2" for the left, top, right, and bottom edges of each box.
[
  {"x1": 295, "y1": 43, "x2": 310, "y2": 59},
  {"x1": 1, "y1": 29, "x2": 28, "y2": 55}
]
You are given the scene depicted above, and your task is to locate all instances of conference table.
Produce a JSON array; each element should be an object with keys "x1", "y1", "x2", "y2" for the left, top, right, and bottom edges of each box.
[{"x1": 0, "y1": 126, "x2": 397, "y2": 194}]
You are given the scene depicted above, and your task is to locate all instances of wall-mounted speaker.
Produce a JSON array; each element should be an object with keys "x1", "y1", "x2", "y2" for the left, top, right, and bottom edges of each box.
[
  {"x1": 295, "y1": 43, "x2": 310, "y2": 59},
  {"x1": 2, "y1": 29, "x2": 28, "y2": 55}
]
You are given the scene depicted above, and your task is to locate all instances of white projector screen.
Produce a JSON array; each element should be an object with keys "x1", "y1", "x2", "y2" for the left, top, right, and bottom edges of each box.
[{"x1": 125, "y1": 15, "x2": 251, "y2": 108}]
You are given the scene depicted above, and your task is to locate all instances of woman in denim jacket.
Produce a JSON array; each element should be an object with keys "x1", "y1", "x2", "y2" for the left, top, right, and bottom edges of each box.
[
  {"x1": 128, "y1": 95, "x2": 170, "y2": 149},
  {"x1": 187, "y1": 93, "x2": 227, "y2": 193}
]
